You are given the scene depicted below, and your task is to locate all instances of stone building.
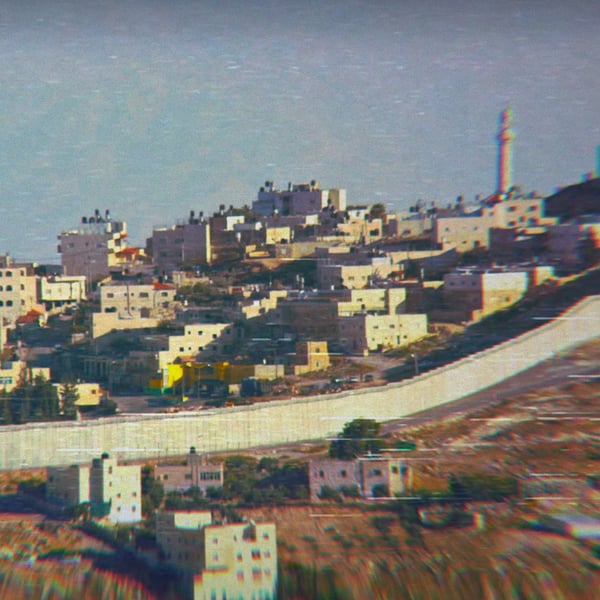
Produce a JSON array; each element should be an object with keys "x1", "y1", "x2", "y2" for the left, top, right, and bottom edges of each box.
[
  {"x1": 58, "y1": 210, "x2": 128, "y2": 285},
  {"x1": 309, "y1": 456, "x2": 412, "y2": 502},
  {"x1": 156, "y1": 511, "x2": 277, "y2": 600},
  {"x1": 155, "y1": 448, "x2": 224, "y2": 494},
  {"x1": 47, "y1": 453, "x2": 141, "y2": 524}
]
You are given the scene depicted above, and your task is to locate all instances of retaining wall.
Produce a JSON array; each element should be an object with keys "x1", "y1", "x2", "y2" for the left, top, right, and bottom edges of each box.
[{"x1": 1, "y1": 296, "x2": 598, "y2": 470}]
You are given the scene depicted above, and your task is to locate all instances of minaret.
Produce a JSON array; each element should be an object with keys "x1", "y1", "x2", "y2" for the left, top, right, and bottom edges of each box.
[{"x1": 496, "y1": 106, "x2": 515, "y2": 197}]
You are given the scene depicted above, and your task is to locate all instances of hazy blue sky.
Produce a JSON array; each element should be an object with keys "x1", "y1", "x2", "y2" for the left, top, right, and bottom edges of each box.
[{"x1": 1, "y1": 0, "x2": 599, "y2": 261}]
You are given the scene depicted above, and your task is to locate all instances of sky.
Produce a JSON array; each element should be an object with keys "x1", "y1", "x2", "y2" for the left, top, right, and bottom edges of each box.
[{"x1": 1, "y1": 0, "x2": 599, "y2": 262}]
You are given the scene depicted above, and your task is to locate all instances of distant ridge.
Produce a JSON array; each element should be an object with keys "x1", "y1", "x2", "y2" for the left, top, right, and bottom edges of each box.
[{"x1": 545, "y1": 178, "x2": 600, "y2": 221}]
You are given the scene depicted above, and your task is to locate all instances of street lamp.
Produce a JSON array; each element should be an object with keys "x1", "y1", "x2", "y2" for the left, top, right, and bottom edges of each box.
[{"x1": 411, "y1": 353, "x2": 419, "y2": 376}]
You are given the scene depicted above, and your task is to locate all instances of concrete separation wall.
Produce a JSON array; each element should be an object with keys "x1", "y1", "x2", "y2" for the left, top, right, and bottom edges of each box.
[{"x1": 1, "y1": 296, "x2": 598, "y2": 470}]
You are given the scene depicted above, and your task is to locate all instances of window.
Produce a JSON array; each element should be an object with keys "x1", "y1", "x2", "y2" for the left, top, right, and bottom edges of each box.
[
  {"x1": 252, "y1": 549, "x2": 261, "y2": 559},
  {"x1": 391, "y1": 466, "x2": 399, "y2": 474},
  {"x1": 139, "y1": 292, "x2": 149, "y2": 298},
  {"x1": 5, "y1": 286, "x2": 11, "y2": 291},
  {"x1": 107, "y1": 293, "x2": 114, "y2": 298},
  {"x1": 341, "y1": 470, "x2": 347, "y2": 477},
  {"x1": 6, "y1": 300, "x2": 12, "y2": 307}
]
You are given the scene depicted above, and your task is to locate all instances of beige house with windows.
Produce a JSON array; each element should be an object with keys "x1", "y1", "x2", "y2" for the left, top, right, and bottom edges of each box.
[
  {"x1": 58, "y1": 211, "x2": 128, "y2": 284},
  {"x1": 155, "y1": 448, "x2": 224, "y2": 494},
  {"x1": 0, "y1": 362, "x2": 50, "y2": 393},
  {"x1": 158, "y1": 323, "x2": 241, "y2": 368},
  {"x1": 150, "y1": 215, "x2": 211, "y2": 273},
  {"x1": 443, "y1": 267, "x2": 530, "y2": 321},
  {"x1": 47, "y1": 453, "x2": 141, "y2": 524},
  {"x1": 99, "y1": 282, "x2": 177, "y2": 318},
  {"x1": 38, "y1": 275, "x2": 87, "y2": 311},
  {"x1": 156, "y1": 511, "x2": 277, "y2": 600},
  {"x1": 288, "y1": 341, "x2": 330, "y2": 375},
  {"x1": 91, "y1": 281, "x2": 178, "y2": 339},
  {"x1": 338, "y1": 312, "x2": 428, "y2": 354},
  {"x1": 309, "y1": 456, "x2": 412, "y2": 502},
  {"x1": 0, "y1": 264, "x2": 40, "y2": 327},
  {"x1": 317, "y1": 257, "x2": 393, "y2": 290}
]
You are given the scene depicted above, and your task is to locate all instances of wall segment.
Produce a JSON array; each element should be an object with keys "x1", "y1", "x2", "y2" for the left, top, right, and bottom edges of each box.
[{"x1": 1, "y1": 296, "x2": 598, "y2": 470}]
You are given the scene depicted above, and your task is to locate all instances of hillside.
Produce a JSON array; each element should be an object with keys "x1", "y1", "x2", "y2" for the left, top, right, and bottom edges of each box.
[{"x1": 545, "y1": 177, "x2": 600, "y2": 220}]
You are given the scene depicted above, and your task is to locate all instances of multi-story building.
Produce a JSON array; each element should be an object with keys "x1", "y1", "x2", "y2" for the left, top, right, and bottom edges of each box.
[
  {"x1": 47, "y1": 453, "x2": 141, "y2": 524},
  {"x1": 288, "y1": 341, "x2": 330, "y2": 375},
  {"x1": 38, "y1": 275, "x2": 87, "y2": 311},
  {"x1": 150, "y1": 212, "x2": 212, "y2": 273},
  {"x1": 338, "y1": 312, "x2": 428, "y2": 354},
  {"x1": 317, "y1": 257, "x2": 393, "y2": 290},
  {"x1": 0, "y1": 361, "x2": 50, "y2": 393},
  {"x1": 252, "y1": 180, "x2": 346, "y2": 216},
  {"x1": 88, "y1": 453, "x2": 141, "y2": 523},
  {"x1": 46, "y1": 464, "x2": 91, "y2": 507},
  {"x1": 98, "y1": 281, "x2": 177, "y2": 318},
  {"x1": 309, "y1": 456, "x2": 412, "y2": 502},
  {"x1": 442, "y1": 267, "x2": 530, "y2": 321},
  {"x1": 0, "y1": 262, "x2": 41, "y2": 327},
  {"x1": 547, "y1": 216, "x2": 600, "y2": 271},
  {"x1": 90, "y1": 281, "x2": 178, "y2": 340},
  {"x1": 58, "y1": 210, "x2": 128, "y2": 285},
  {"x1": 155, "y1": 510, "x2": 277, "y2": 600},
  {"x1": 158, "y1": 323, "x2": 242, "y2": 368},
  {"x1": 155, "y1": 448, "x2": 224, "y2": 494}
]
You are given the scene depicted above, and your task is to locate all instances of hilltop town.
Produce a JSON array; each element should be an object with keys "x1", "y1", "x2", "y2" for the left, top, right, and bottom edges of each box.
[{"x1": 0, "y1": 111, "x2": 599, "y2": 598}]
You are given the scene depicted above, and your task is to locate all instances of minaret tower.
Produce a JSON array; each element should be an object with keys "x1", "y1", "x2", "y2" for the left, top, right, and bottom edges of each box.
[{"x1": 496, "y1": 106, "x2": 515, "y2": 197}]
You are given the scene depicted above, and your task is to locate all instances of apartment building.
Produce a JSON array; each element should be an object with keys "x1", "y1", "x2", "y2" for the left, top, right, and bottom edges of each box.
[
  {"x1": 58, "y1": 210, "x2": 128, "y2": 284},
  {"x1": 158, "y1": 323, "x2": 241, "y2": 368},
  {"x1": 338, "y1": 312, "x2": 428, "y2": 354},
  {"x1": 288, "y1": 341, "x2": 330, "y2": 375},
  {"x1": 253, "y1": 179, "x2": 346, "y2": 216},
  {"x1": 155, "y1": 448, "x2": 224, "y2": 494},
  {"x1": 443, "y1": 267, "x2": 530, "y2": 321},
  {"x1": 156, "y1": 511, "x2": 277, "y2": 600},
  {"x1": 546, "y1": 216, "x2": 600, "y2": 271},
  {"x1": 0, "y1": 263, "x2": 41, "y2": 327},
  {"x1": 38, "y1": 275, "x2": 87, "y2": 311},
  {"x1": 150, "y1": 212, "x2": 212, "y2": 273},
  {"x1": 309, "y1": 456, "x2": 412, "y2": 502},
  {"x1": 317, "y1": 257, "x2": 393, "y2": 290},
  {"x1": 47, "y1": 453, "x2": 141, "y2": 524},
  {"x1": 99, "y1": 281, "x2": 177, "y2": 318},
  {"x1": 46, "y1": 464, "x2": 90, "y2": 507}
]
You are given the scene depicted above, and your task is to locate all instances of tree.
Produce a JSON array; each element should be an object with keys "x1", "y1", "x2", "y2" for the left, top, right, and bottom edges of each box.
[
  {"x1": 328, "y1": 418, "x2": 385, "y2": 459},
  {"x1": 60, "y1": 381, "x2": 79, "y2": 419},
  {"x1": 369, "y1": 203, "x2": 387, "y2": 220}
]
